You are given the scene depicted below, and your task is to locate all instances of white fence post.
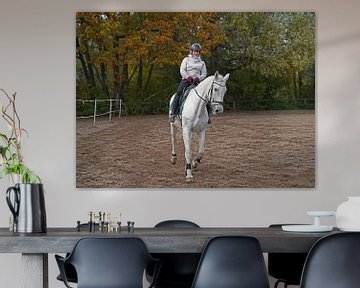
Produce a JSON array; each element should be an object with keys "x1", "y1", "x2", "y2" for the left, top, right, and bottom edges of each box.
[
  {"x1": 119, "y1": 99, "x2": 122, "y2": 118},
  {"x1": 109, "y1": 99, "x2": 112, "y2": 121},
  {"x1": 93, "y1": 99, "x2": 97, "y2": 124},
  {"x1": 76, "y1": 98, "x2": 122, "y2": 122}
]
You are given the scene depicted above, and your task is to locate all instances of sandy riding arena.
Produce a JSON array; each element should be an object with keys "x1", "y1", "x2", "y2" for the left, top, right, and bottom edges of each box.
[{"x1": 76, "y1": 111, "x2": 315, "y2": 189}]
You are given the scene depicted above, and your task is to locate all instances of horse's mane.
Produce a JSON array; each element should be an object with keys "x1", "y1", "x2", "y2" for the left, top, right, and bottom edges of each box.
[
  {"x1": 197, "y1": 74, "x2": 215, "y2": 90},
  {"x1": 203, "y1": 74, "x2": 216, "y2": 84},
  {"x1": 198, "y1": 72, "x2": 227, "y2": 89}
]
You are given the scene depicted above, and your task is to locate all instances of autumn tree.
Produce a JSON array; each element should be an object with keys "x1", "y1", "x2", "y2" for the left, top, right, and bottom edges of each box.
[
  {"x1": 76, "y1": 12, "x2": 226, "y2": 114},
  {"x1": 76, "y1": 12, "x2": 315, "y2": 115}
]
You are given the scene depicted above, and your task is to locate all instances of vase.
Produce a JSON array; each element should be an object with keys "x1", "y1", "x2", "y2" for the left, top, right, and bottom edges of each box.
[
  {"x1": 6, "y1": 183, "x2": 47, "y2": 233},
  {"x1": 9, "y1": 173, "x2": 22, "y2": 185},
  {"x1": 336, "y1": 197, "x2": 360, "y2": 231},
  {"x1": 7, "y1": 174, "x2": 22, "y2": 231}
]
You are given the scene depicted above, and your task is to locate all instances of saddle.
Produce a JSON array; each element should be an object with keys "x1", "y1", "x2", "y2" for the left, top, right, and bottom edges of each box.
[
  {"x1": 177, "y1": 84, "x2": 196, "y2": 116},
  {"x1": 172, "y1": 82, "x2": 212, "y2": 124}
]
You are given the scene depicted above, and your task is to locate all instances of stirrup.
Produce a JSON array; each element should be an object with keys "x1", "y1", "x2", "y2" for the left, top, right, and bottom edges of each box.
[
  {"x1": 208, "y1": 117, "x2": 212, "y2": 124},
  {"x1": 170, "y1": 114, "x2": 176, "y2": 123}
]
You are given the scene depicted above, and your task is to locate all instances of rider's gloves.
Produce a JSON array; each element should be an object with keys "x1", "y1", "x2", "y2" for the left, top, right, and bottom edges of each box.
[{"x1": 186, "y1": 76, "x2": 194, "y2": 84}]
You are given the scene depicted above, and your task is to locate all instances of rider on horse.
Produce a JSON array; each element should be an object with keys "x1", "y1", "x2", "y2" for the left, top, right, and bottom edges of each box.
[{"x1": 170, "y1": 43, "x2": 208, "y2": 123}]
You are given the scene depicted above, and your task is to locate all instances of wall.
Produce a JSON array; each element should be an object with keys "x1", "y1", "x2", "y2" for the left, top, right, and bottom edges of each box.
[{"x1": 0, "y1": 0, "x2": 360, "y2": 287}]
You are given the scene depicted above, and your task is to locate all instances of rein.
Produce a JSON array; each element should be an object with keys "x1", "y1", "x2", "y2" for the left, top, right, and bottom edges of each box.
[{"x1": 194, "y1": 80, "x2": 225, "y2": 105}]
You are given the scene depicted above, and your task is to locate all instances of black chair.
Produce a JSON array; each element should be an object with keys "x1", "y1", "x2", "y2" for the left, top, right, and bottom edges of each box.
[
  {"x1": 56, "y1": 223, "x2": 99, "y2": 284},
  {"x1": 268, "y1": 224, "x2": 308, "y2": 288},
  {"x1": 55, "y1": 237, "x2": 160, "y2": 288},
  {"x1": 56, "y1": 262, "x2": 77, "y2": 284},
  {"x1": 300, "y1": 232, "x2": 360, "y2": 288},
  {"x1": 147, "y1": 220, "x2": 201, "y2": 288},
  {"x1": 191, "y1": 236, "x2": 270, "y2": 288},
  {"x1": 154, "y1": 220, "x2": 200, "y2": 229}
]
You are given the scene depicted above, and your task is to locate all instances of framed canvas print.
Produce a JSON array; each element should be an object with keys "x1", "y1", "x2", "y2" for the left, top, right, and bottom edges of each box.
[{"x1": 76, "y1": 12, "x2": 315, "y2": 188}]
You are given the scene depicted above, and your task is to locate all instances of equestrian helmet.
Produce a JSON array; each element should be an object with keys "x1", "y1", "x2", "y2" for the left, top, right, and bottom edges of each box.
[{"x1": 190, "y1": 43, "x2": 202, "y2": 52}]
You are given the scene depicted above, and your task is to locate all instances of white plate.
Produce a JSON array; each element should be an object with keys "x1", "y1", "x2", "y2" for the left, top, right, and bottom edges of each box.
[{"x1": 282, "y1": 225, "x2": 333, "y2": 232}]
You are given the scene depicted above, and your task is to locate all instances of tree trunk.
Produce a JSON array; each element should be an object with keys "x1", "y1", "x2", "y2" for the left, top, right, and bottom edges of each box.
[
  {"x1": 118, "y1": 61, "x2": 129, "y2": 109},
  {"x1": 94, "y1": 62, "x2": 109, "y2": 98},
  {"x1": 298, "y1": 70, "x2": 303, "y2": 99},
  {"x1": 137, "y1": 58, "x2": 143, "y2": 98},
  {"x1": 83, "y1": 44, "x2": 97, "y2": 98},
  {"x1": 76, "y1": 37, "x2": 90, "y2": 83},
  {"x1": 144, "y1": 64, "x2": 155, "y2": 96},
  {"x1": 293, "y1": 71, "x2": 299, "y2": 101},
  {"x1": 113, "y1": 58, "x2": 121, "y2": 101}
]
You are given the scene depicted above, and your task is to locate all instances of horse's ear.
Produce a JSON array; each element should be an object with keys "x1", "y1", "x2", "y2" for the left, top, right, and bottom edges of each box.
[
  {"x1": 214, "y1": 71, "x2": 219, "y2": 80},
  {"x1": 224, "y1": 73, "x2": 230, "y2": 82}
]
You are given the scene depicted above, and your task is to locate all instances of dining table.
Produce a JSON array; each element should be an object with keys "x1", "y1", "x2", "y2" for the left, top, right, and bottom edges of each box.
[{"x1": 0, "y1": 226, "x2": 340, "y2": 288}]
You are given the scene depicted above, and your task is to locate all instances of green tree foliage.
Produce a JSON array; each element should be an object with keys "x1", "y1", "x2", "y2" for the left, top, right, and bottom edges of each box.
[
  {"x1": 221, "y1": 12, "x2": 315, "y2": 110},
  {"x1": 76, "y1": 12, "x2": 315, "y2": 115}
]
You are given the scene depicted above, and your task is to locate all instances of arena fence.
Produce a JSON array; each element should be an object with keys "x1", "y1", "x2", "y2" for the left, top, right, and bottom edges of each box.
[
  {"x1": 76, "y1": 99, "x2": 122, "y2": 123},
  {"x1": 76, "y1": 97, "x2": 314, "y2": 124}
]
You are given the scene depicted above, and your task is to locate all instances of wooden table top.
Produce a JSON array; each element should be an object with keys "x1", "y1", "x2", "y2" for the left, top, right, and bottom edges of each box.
[{"x1": 0, "y1": 227, "x2": 340, "y2": 253}]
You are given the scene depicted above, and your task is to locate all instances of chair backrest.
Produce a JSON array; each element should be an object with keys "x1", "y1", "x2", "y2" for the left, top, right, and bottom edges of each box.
[
  {"x1": 191, "y1": 236, "x2": 270, "y2": 288},
  {"x1": 155, "y1": 219, "x2": 200, "y2": 228},
  {"x1": 300, "y1": 232, "x2": 360, "y2": 288},
  {"x1": 268, "y1": 224, "x2": 308, "y2": 285},
  {"x1": 66, "y1": 237, "x2": 154, "y2": 288},
  {"x1": 150, "y1": 220, "x2": 201, "y2": 287}
]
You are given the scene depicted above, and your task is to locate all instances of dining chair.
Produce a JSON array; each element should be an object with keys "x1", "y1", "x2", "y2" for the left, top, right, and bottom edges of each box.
[
  {"x1": 55, "y1": 237, "x2": 161, "y2": 288},
  {"x1": 268, "y1": 224, "x2": 308, "y2": 288},
  {"x1": 300, "y1": 232, "x2": 360, "y2": 288},
  {"x1": 191, "y1": 236, "x2": 270, "y2": 288},
  {"x1": 56, "y1": 223, "x2": 99, "y2": 284},
  {"x1": 146, "y1": 220, "x2": 201, "y2": 288}
]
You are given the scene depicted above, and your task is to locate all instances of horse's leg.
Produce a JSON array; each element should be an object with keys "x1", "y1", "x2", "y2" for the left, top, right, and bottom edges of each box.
[
  {"x1": 182, "y1": 127, "x2": 194, "y2": 182},
  {"x1": 170, "y1": 123, "x2": 177, "y2": 164},
  {"x1": 192, "y1": 130, "x2": 205, "y2": 170}
]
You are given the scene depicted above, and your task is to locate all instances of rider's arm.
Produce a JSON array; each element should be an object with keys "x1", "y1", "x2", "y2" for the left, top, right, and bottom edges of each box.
[
  {"x1": 199, "y1": 61, "x2": 207, "y2": 81},
  {"x1": 180, "y1": 57, "x2": 189, "y2": 79}
]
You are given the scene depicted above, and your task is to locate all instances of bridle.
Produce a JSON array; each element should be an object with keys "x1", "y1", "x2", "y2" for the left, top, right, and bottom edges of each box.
[{"x1": 194, "y1": 79, "x2": 225, "y2": 106}]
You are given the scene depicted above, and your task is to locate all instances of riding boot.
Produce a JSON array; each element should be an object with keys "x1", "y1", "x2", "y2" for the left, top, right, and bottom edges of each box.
[{"x1": 170, "y1": 79, "x2": 188, "y2": 123}]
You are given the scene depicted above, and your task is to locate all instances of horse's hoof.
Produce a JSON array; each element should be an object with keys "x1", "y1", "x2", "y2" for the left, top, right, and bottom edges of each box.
[
  {"x1": 185, "y1": 169, "x2": 194, "y2": 182},
  {"x1": 171, "y1": 154, "x2": 177, "y2": 165},
  {"x1": 192, "y1": 156, "x2": 202, "y2": 170}
]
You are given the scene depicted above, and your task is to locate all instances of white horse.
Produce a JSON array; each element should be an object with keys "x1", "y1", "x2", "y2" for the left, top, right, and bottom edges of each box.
[{"x1": 169, "y1": 71, "x2": 230, "y2": 182}]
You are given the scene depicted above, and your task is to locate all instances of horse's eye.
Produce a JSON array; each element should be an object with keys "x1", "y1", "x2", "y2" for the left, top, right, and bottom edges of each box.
[{"x1": 214, "y1": 88, "x2": 218, "y2": 92}]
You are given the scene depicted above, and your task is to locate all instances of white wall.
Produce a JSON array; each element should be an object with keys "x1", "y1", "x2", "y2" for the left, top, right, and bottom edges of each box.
[{"x1": 0, "y1": 0, "x2": 360, "y2": 287}]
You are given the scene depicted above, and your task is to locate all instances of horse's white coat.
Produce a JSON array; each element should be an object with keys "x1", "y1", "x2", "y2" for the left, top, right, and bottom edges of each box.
[{"x1": 169, "y1": 72, "x2": 230, "y2": 182}]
